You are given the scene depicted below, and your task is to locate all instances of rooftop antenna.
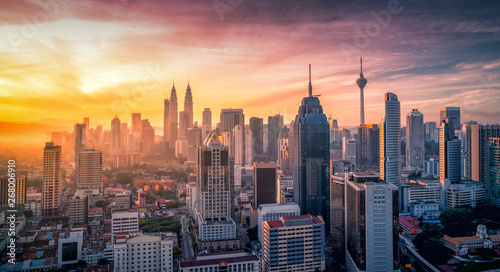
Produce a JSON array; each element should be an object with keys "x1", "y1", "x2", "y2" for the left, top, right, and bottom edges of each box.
[{"x1": 308, "y1": 64, "x2": 312, "y2": 97}]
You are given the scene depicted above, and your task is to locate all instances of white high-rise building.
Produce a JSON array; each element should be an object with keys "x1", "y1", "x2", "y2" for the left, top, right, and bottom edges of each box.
[
  {"x1": 245, "y1": 125, "x2": 254, "y2": 166},
  {"x1": 257, "y1": 203, "x2": 300, "y2": 242},
  {"x1": 440, "y1": 118, "x2": 461, "y2": 183},
  {"x1": 345, "y1": 173, "x2": 399, "y2": 272},
  {"x1": 233, "y1": 125, "x2": 244, "y2": 165},
  {"x1": 111, "y1": 210, "x2": 139, "y2": 236},
  {"x1": 380, "y1": 92, "x2": 401, "y2": 186},
  {"x1": 186, "y1": 182, "x2": 197, "y2": 216},
  {"x1": 406, "y1": 109, "x2": 425, "y2": 168},
  {"x1": 114, "y1": 233, "x2": 173, "y2": 272}
]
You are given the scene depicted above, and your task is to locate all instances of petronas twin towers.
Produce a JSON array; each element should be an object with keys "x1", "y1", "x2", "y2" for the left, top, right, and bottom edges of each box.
[{"x1": 163, "y1": 81, "x2": 193, "y2": 148}]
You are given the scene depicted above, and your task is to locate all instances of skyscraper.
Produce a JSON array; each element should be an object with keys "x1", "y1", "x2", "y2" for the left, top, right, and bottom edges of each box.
[
  {"x1": 440, "y1": 107, "x2": 461, "y2": 131},
  {"x1": 220, "y1": 108, "x2": 245, "y2": 159},
  {"x1": 292, "y1": 65, "x2": 330, "y2": 232},
  {"x1": 466, "y1": 123, "x2": 500, "y2": 185},
  {"x1": 202, "y1": 108, "x2": 212, "y2": 140},
  {"x1": 356, "y1": 57, "x2": 368, "y2": 125},
  {"x1": 195, "y1": 133, "x2": 238, "y2": 250},
  {"x1": 356, "y1": 124, "x2": 379, "y2": 171},
  {"x1": 345, "y1": 173, "x2": 399, "y2": 272},
  {"x1": 163, "y1": 98, "x2": 170, "y2": 142},
  {"x1": 0, "y1": 176, "x2": 26, "y2": 206},
  {"x1": 380, "y1": 92, "x2": 401, "y2": 186},
  {"x1": 187, "y1": 124, "x2": 202, "y2": 163},
  {"x1": 488, "y1": 138, "x2": 500, "y2": 200},
  {"x1": 254, "y1": 162, "x2": 277, "y2": 207},
  {"x1": 440, "y1": 118, "x2": 461, "y2": 183},
  {"x1": 184, "y1": 81, "x2": 194, "y2": 129},
  {"x1": 141, "y1": 119, "x2": 155, "y2": 154},
  {"x1": 425, "y1": 121, "x2": 437, "y2": 142},
  {"x1": 406, "y1": 109, "x2": 425, "y2": 168},
  {"x1": 43, "y1": 142, "x2": 61, "y2": 217},
  {"x1": 268, "y1": 114, "x2": 283, "y2": 162},
  {"x1": 76, "y1": 149, "x2": 103, "y2": 192},
  {"x1": 132, "y1": 113, "x2": 141, "y2": 151},
  {"x1": 74, "y1": 123, "x2": 86, "y2": 180},
  {"x1": 233, "y1": 125, "x2": 245, "y2": 165},
  {"x1": 178, "y1": 111, "x2": 189, "y2": 139},
  {"x1": 250, "y1": 117, "x2": 264, "y2": 156},
  {"x1": 169, "y1": 83, "x2": 178, "y2": 148},
  {"x1": 245, "y1": 125, "x2": 254, "y2": 166},
  {"x1": 111, "y1": 115, "x2": 121, "y2": 155}
]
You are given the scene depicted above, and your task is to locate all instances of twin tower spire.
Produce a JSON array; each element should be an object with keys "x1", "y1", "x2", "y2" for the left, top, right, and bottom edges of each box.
[{"x1": 164, "y1": 79, "x2": 194, "y2": 147}]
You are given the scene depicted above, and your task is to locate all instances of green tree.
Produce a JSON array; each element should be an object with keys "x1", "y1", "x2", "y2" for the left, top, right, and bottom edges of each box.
[
  {"x1": 439, "y1": 207, "x2": 474, "y2": 236},
  {"x1": 115, "y1": 173, "x2": 133, "y2": 185},
  {"x1": 95, "y1": 200, "x2": 110, "y2": 208},
  {"x1": 23, "y1": 210, "x2": 33, "y2": 218},
  {"x1": 173, "y1": 245, "x2": 183, "y2": 258}
]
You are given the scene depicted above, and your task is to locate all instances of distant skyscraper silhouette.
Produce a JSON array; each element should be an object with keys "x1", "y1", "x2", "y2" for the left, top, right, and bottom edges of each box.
[
  {"x1": 163, "y1": 98, "x2": 169, "y2": 142},
  {"x1": 440, "y1": 107, "x2": 461, "y2": 132},
  {"x1": 111, "y1": 115, "x2": 121, "y2": 155},
  {"x1": 356, "y1": 57, "x2": 368, "y2": 125},
  {"x1": 184, "y1": 81, "x2": 194, "y2": 129},
  {"x1": 406, "y1": 109, "x2": 425, "y2": 168},
  {"x1": 380, "y1": 92, "x2": 401, "y2": 186},
  {"x1": 169, "y1": 83, "x2": 178, "y2": 148},
  {"x1": 74, "y1": 123, "x2": 86, "y2": 181},
  {"x1": 268, "y1": 114, "x2": 284, "y2": 162},
  {"x1": 202, "y1": 108, "x2": 212, "y2": 140},
  {"x1": 293, "y1": 65, "x2": 330, "y2": 233}
]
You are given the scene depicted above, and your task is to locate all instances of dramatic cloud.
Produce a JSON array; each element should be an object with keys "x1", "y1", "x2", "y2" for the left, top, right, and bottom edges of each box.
[{"x1": 0, "y1": 0, "x2": 498, "y2": 141}]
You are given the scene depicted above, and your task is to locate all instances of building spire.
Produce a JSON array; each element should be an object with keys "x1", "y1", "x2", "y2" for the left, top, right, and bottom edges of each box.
[
  {"x1": 308, "y1": 64, "x2": 312, "y2": 97},
  {"x1": 360, "y1": 56, "x2": 363, "y2": 76}
]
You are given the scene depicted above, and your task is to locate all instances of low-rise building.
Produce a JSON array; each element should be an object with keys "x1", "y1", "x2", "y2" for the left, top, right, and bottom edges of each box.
[
  {"x1": 114, "y1": 233, "x2": 173, "y2": 272},
  {"x1": 443, "y1": 225, "x2": 500, "y2": 255},
  {"x1": 446, "y1": 181, "x2": 486, "y2": 208},
  {"x1": 399, "y1": 216, "x2": 419, "y2": 236},
  {"x1": 257, "y1": 203, "x2": 300, "y2": 242},
  {"x1": 179, "y1": 251, "x2": 259, "y2": 272},
  {"x1": 409, "y1": 201, "x2": 440, "y2": 219}
]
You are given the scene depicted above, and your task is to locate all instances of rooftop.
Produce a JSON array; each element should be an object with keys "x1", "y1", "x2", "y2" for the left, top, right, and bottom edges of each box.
[{"x1": 180, "y1": 255, "x2": 259, "y2": 268}]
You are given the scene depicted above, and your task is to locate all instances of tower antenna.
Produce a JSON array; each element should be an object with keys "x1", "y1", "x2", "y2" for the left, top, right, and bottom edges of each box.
[{"x1": 308, "y1": 64, "x2": 312, "y2": 97}]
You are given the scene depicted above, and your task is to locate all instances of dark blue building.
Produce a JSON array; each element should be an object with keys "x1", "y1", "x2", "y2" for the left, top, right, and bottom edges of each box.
[{"x1": 293, "y1": 65, "x2": 330, "y2": 233}]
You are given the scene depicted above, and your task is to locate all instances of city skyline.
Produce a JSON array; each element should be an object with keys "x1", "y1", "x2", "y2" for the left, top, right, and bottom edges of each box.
[{"x1": 1, "y1": 0, "x2": 499, "y2": 146}]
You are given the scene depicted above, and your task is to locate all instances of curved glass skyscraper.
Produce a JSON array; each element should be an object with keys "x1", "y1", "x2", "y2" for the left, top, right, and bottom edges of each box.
[{"x1": 293, "y1": 65, "x2": 330, "y2": 233}]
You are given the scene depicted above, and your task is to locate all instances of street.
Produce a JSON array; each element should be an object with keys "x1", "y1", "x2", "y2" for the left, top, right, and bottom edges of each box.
[{"x1": 180, "y1": 215, "x2": 194, "y2": 258}]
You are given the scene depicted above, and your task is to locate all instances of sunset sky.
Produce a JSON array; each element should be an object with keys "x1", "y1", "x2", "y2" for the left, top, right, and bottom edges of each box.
[{"x1": 0, "y1": 0, "x2": 499, "y2": 141}]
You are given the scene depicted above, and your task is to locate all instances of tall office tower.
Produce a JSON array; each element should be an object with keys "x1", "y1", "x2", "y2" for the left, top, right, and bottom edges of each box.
[
  {"x1": 43, "y1": 142, "x2": 61, "y2": 217},
  {"x1": 379, "y1": 92, "x2": 401, "y2": 186},
  {"x1": 76, "y1": 149, "x2": 103, "y2": 192},
  {"x1": 345, "y1": 173, "x2": 399, "y2": 272},
  {"x1": 83, "y1": 117, "x2": 90, "y2": 133},
  {"x1": 195, "y1": 133, "x2": 237, "y2": 248},
  {"x1": 178, "y1": 111, "x2": 189, "y2": 139},
  {"x1": 187, "y1": 124, "x2": 202, "y2": 163},
  {"x1": 267, "y1": 114, "x2": 284, "y2": 162},
  {"x1": 250, "y1": 117, "x2": 264, "y2": 155},
  {"x1": 184, "y1": 82, "x2": 194, "y2": 129},
  {"x1": 0, "y1": 176, "x2": 26, "y2": 206},
  {"x1": 466, "y1": 123, "x2": 500, "y2": 185},
  {"x1": 131, "y1": 113, "x2": 141, "y2": 134},
  {"x1": 343, "y1": 138, "x2": 357, "y2": 161},
  {"x1": 356, "y1": 57, "x2": 368, "y2": 125},
  {"x1": 330, "y1": 118, "x2": 340, "y2": 147},
  {"x1": 330, "y1": 174, "x2": 345, "y2": 261},
  {"x1": 111, "y1": 115, "x2": 121, "y2": 155},
  {"x1": 440, "y1": 106, "x2": 461, "y2": 132},
  {"x1": 263, "y1": 124, "x2": 269, "y2": 153},
  {"x1": 74, "y1": 123, "x2": 86, "y2": 181},
  {"x1": 141, "y1": 119, "x2": 155, "y2": 154},
  {"x1": 277, "y1": 172, "x2": 294, "y2": 203},
  {"x1": 440, "y1": 118, "x2": 461, "y2": 183},
  {"x1": 245, "y1": 126, "x2": 254, "y2": 166},
  {"x1": 163, "y1": 98, "x2": 170, "y2": 142},
  {"x1": 202, "y1": 108, "x2": 212, "y2": 140},
  {"x1": 425, "y1": 121, "x2": 437, "y2": 142},
  {"x1": 114, "y1": 233, "x2": 174, "y2": 272},
  {"x1": 222, "y1": 131, "x2": 232, "y2": 154},
  {"x1": 254, "y1": 162, "x2": 277, "y2": 207},
  {"x1": 356, "y1": 124, "x2": 379, "y2": 171},
  {"x1": 95, "y1": 125, "x2": 103, "y2": 147},
  {"x1": 120, "y1": 123, "x2": 128, "y2": 148},
  {"x1": 261, "y1": 215, "x2": 325, "y2": 272},
  {"x1": 406, "y1": 109, "x2": 425, "y2": 168},
  {"x1": 233, "y1": 125, "x2": 245, "y2": 165},
  {"x1": 168, "y1": 83, "x2": 178, "y2": 148},
  {"x1": 489, "y1": 138, "x2": 500, "y2": 200},
  {"x1": 292, "y1": 65, "x2": 330, "y2": 232},
  {"x1": 220, "y1": 109, "x2": 245, "y2": 159}
]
